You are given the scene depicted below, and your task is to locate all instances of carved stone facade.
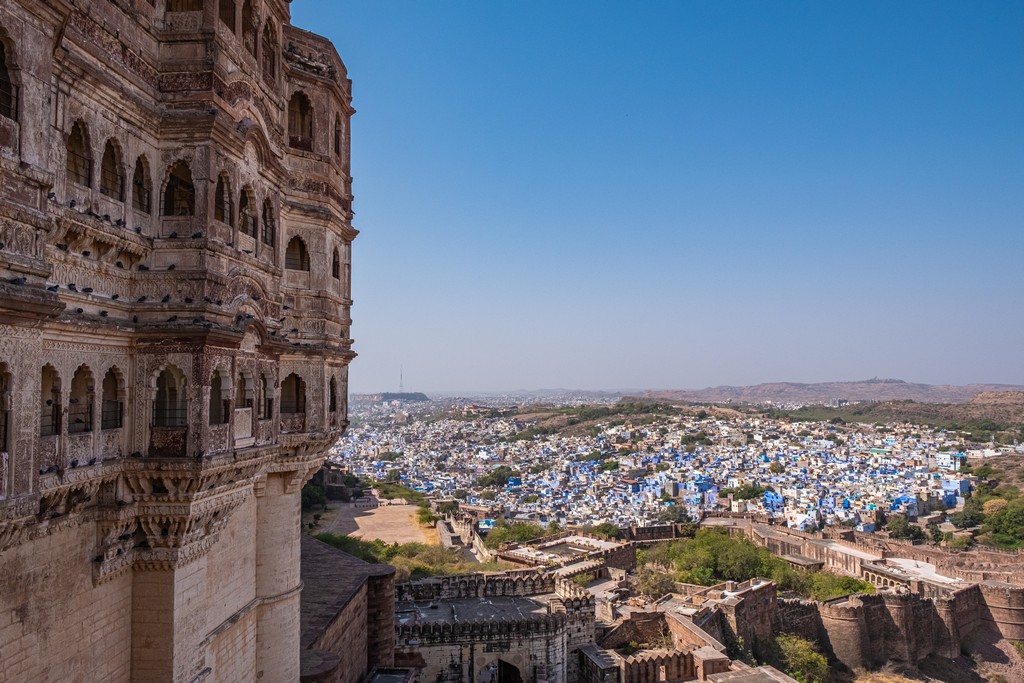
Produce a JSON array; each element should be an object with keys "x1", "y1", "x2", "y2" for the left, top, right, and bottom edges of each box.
[
  {"x1": 394, "y1": 571, "x2": 597, "y2": 683},
  {"x1": 0, "y1": 1, "x2": 355, "y2": 681}
]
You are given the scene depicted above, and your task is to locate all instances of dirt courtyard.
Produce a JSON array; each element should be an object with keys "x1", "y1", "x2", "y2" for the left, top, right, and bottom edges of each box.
[{"x1": 322, "y1": 502, "x2": 435, "y2": 545}]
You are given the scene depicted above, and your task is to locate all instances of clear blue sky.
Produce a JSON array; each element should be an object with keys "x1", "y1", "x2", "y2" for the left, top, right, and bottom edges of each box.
[{"x1": 290, "y1": 1, "x2": 1024, "y2": 393}]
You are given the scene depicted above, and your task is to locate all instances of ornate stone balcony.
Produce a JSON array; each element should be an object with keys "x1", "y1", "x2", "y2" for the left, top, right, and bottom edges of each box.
[
  {"x1": 149, "y1": 425, "x2": 188, "y2": 458},
  {"x1": 234, "y1": 407, "x2": 254, "y2": 447},
  {"x1": 281, "y1": 413, "x2": 305, "y2": 434}
]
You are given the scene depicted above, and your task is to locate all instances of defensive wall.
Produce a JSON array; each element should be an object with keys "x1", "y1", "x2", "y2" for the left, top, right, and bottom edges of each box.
[
  {"x1": 774, "y1": 587, "x2": 980, "y2": 672},
  {"x1": 393, "y1": 570, "x2": 595, "y2": 683},
  {"x1": 580, "y1": 604, "x2": 767, "y2": 683},
  {"x1": 704, "y1": 515, "x2": 1024, "y2": 644}
]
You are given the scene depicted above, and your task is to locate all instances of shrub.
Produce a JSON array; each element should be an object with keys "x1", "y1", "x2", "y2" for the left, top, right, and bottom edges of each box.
[{"x1": 761, "y1": 634, "x2": 829, "y2": 683}]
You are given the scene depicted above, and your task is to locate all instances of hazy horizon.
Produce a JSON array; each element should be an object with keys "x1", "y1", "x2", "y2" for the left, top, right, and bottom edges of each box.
[
  {"x1": 291, "y1": 2, "x2": 1024, "y2": 394},
  {"x1": 353, "y1": 377, "x2": 1024, "y2": 397}
]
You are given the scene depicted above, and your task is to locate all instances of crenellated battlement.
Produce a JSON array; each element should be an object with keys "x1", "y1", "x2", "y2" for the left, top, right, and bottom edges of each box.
[
  {"x1": 395, "y1": 569, "x2": 557, "y2": 601},
  {"x1": 396, "y1": 612, "x2": 569, "y2": 643}
]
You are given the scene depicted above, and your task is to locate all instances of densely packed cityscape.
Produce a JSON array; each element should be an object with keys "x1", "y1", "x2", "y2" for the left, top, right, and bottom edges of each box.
[{"x1": 333, "y1": 396, "x2": 1020, "y2": 535}]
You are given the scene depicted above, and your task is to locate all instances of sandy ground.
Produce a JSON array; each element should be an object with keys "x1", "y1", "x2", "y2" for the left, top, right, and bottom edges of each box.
[{"x1": 321, "y1": 501, "x2": 436, "y2": 545}]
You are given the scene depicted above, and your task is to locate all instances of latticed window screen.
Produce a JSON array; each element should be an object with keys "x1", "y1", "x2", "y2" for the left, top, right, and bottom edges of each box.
[
  {"x1": 240, "y1": 189, "x2": 256, "y2": 236},
  {"x1": 163, "y1": 162, "x2": 195, "y2": 216},
  {"x1": 100, "y1": 142, "x2": 124, "y2": 200},
  {"x1": 166, "y1": 0, "x2": 203, "y2": 11},
  {"x1": 153, "y1": 370, "x2": 187, "y2": 427},
  {"x1": 261, "y1": 201, "x2": 275, "y2": 246},
  {"x1": 280, "y1": 375, "x2": 305, "y2": 414},
  {"x1": 215, "y1": 176, "x2": 233, "y2": 226},
  {"x1": 67, "y1": 123, "x2": 91, "y2": 187},
  {"x1": 285, "y1": 237, "x2": 309, "y2": 270},
  {"x1": 218, "y1": 0, "x2": 236, "y2": 31},
  {"x1": 68, "y1": 399, "x2": 93, "y2": 433},
  {"x1": 133, "y1": 158, "x2": 151, "y2": 213},
  {"x1": 262, "y1": 23, "x2": 277, "y2": 82},
  {"x1": 288, "y1": 93, "x2": 314, "y2": 151}
]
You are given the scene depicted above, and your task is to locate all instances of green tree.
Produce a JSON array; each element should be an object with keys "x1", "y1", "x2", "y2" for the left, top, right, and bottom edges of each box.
[
  {"x1": 657, "y1": 505, "x2": 692, "y2": 524},
  {"x1": 416, "y1": 506, "x2": 440, "y2": 525},
  {"x1": 587, "y1": 522, "x2": 623, "y2": 540},
  {"x1": 805, "y1": 573, "x2": 874, "y2": 601},
  {"x1": 886, "y1": 515, "x2": 925, "y2": 540},
  {"x1": 982, "y1": 498, "x2": 1024, "y2": 548},
  {"x1": 483, "y1": 521, "x2": 546, "y2": 549},
  {"x1": 635, "y1": 565, "x2": 675, "y2": 598},
  {"x1": 436, "y1": 501, "x2": 459, "y2": 516},
  {"x1": 724, "y1": 484, "x2": 767, "y2": 501},
  {"x1": 950, "y1": 499, "x2": 986, "y2": 529},
  {"x1": 765, "y1": 634, "x2": 829, "y2": 683},
  {"x1": 477, "y1": 465, "x2": 517, "y2": 488},
  {"x1": 768, "y1": 462, "x2": 786, "y2": 475},
  {"x1": 301, "y1": 482, "x2": 327, "y2": 511}
]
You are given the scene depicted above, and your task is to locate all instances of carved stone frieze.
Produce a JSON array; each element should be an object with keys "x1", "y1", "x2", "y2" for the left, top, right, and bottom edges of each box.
[{"x1": 0, "y1": 217, "x2": 46, "y2": 260}]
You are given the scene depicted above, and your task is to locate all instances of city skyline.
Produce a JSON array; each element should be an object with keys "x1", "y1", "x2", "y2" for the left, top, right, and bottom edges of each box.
[{"x1": 292, "y1": 1, "x2": 1024, "y2": 393}]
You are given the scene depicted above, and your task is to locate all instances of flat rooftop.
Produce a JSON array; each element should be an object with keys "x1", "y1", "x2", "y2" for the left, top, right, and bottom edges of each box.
[
  {"x1": 535, "y1": 535, "x2": 625, "y2": 555},
  {"x1": 395, "y1": 595, "x2": 555, "y2": 625},
  {"x1": 299, "y1": 535, "x2": 395, "y2": 649},
  {"x1": 881, "y1": 558, "x2": 965, "y2": 586}
]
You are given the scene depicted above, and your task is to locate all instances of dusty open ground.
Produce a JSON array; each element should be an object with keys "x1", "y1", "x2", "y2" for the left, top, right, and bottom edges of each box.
[{"x1": 321, "y1": 501, "x2": 436, "y2": 545}]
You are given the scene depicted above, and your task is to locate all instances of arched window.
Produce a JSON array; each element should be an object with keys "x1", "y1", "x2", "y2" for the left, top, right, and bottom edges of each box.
[
  {"x1": 334, "y1": 115, "x2": 342, "y2": 156},
  {"x1": 331, "y1": 248, "x2": 340, "y2": 279},
  {"x1": 288, "y1": 92, "x2": 314, "y2": 151},
  {"x1": 0, "y1": 363, "x2": 11, "y2": 455},
  {"x1": 215, "y1": 173, "x2": 233, "y2": 226},
  {"x1": 261, "y1": 22, "x2": 277, "y2": 82},
  {"x1": 209, "y1": 370, "x2": 228, "y2": 425},
  {"x1": 68, "y1": 366, "x2": 94, "y2": 434},
  {"x1": 285, "y1": 236, "x2": 309, "y2": 271},
  {"x1": 0, "y1": 41, "x2": 17, "y2": 122},
  {"x1": 280, "y1": 373, "x2": 305, "y2": 414},
  {"x1": 66, "y1": 121, "x2": 92, "y2": 187},
  {"x1": 235, "y1": 372, "x2": 253, "y2": 409},
  {"x1": 162, "y1": 160, "x2": 195, "y2": 216},
  {"x1": 132, "y1": 156, "x2": 152, "y2": 214},
  {"x1": 40, "y1": 365, "x2": 61, "y2": 437},
  {"x1": 101, "y1": 368, "x2": 124, "y2": 430},
  {"x1": 262, "y1": 199, "x2": 275, "y2": 247},
  {"x1": 329, "y1": 377, "x2": 337, "y2": 413},
  {"x1": 239, "y1": 186, "x2": 256, "y2": 236},
  {"x1": 218, "y1": 0, "x2": 236, "y2": 31},
  {"x1": 100, "y1": 140, "x2": 124, "y2": 201},
  {"x1": 153, "y1": 366, "x2": 187, "y2": 427},
  {"x1": 259, "y1": 373, "x2": 272, "y2": 419},
  {"x1": 242, "y1": 0, "x2": 255, "y2": 55}
]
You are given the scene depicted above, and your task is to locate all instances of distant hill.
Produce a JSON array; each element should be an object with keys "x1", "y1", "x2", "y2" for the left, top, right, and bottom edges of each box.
[
  {"x1": 633, "y1": 379, "x2": 1024, "y2": 405},
  {"x1": 774, "y1": 393, "x2": 1024, "y2": 435}
]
